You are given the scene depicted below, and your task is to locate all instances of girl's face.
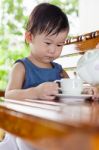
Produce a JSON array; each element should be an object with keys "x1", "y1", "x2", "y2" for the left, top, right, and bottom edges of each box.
[{"x1": 28, "y1": 30, "x2": 68, "y2": 66}]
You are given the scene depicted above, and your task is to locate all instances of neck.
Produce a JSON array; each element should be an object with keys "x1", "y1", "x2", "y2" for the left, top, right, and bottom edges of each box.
[{"x1": 28, "y1": 55, "x2": 52, "y2": 68}]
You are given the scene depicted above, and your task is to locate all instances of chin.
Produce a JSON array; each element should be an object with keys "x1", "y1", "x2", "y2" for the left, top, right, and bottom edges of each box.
[{"x1": 44, "y1": 59, "x2": 52, "y2": 63}]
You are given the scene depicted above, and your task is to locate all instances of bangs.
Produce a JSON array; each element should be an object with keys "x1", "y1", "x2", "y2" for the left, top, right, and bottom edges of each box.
[{"x1": 38, "y1": 16, "x2": 68, "y2": 36}]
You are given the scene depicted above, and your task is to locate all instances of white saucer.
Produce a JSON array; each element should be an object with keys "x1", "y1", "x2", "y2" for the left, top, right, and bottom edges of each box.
[{"x1": 56, "y1": 93, "x2": 92, "y2": 102}]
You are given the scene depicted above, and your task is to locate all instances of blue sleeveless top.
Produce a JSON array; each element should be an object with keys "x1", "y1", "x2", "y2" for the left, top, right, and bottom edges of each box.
[{"x1": 16, "y1": 58, "x2": 62, "y2": 89}]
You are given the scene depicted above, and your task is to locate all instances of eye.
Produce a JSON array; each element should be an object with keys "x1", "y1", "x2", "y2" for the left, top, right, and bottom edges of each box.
[
  {"x1": 45, "y1": 42, "x2": 51, "y2": 45},
  {"x1": 57, "y1": 44, "x2": 63, "y2": 47}
]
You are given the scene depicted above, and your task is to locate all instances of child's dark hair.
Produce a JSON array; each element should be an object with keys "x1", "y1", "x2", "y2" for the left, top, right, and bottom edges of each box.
[{"x1": 26, "y1": 3, "x2": 69, "y2": 36}]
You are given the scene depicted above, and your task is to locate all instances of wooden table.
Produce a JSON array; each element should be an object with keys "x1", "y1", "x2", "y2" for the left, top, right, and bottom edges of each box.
[{"x1": 0, "y1": 97, "x2": 99, "y2": 150}]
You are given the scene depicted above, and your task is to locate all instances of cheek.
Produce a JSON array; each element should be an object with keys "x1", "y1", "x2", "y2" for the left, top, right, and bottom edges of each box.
[
  {"x1": 38, "y1": 43, "x2": 46, "y2": 51},
  {"x1": 34, "y1": 43, "x2": 44, "y2": 53},
  {"x1": 56, "y1": 47, "x2": 62, "y2": 55},
  {"x1": 55, "y1": 50, "x2": 62, "y2": 58}
]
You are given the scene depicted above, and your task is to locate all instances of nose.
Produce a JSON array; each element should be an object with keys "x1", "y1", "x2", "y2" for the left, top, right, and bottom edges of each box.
[{"x1": 49, "y1": 45, "x2": 56, "y2": 54}]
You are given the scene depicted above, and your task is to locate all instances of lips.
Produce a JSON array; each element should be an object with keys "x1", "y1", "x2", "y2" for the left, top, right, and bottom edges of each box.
[{"x1": 45, "y1": 56, "x2": 54, "y2": 60}]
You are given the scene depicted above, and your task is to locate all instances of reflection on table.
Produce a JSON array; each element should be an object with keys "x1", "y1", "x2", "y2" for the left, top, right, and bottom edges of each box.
[{"x1": 0, "y1": 97, "x2": 99, "y2": 150}]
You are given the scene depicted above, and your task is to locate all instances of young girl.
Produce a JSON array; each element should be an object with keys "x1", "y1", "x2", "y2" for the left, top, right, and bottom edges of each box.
[
  {"x1": 5, "y1": 2, "x2": 69, "y2": 101},
  {"x1": 4, "y1": 3, "x2": 69, "y2": 150}
]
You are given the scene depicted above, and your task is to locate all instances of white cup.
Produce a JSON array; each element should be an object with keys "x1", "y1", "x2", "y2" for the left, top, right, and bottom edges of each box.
[{"x1": 56, "y1": 78, "x2": 83, "y2": 95}]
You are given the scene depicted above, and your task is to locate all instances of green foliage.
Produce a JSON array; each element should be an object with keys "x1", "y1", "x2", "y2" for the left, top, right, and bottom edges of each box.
[
  {"x1": 0, "y1": 0, "x2": 28, "y2": 89},
  {"x1": 0, "y1": 0, "x2": 78, "y2": 90},
  {"x1": 50, "y1": 0, "x2": 78, "y2": 16}
]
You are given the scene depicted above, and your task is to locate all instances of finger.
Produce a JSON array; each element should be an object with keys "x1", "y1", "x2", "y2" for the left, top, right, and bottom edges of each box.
[
  {"x1": 89, "y1": 89, "x2": 94, "y2": 95},
  {"x1": 92, "y1": 94, "x2": 99, "y2": 100},
  {"x1": 44, "y1": 95, "x2": 56, "y2": 101}
]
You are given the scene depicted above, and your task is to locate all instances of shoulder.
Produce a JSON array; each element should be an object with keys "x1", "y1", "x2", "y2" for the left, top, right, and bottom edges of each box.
[
  {"x1": 52, "y1": 62, "x2": 62, "y2": 69},
  {"x1": 60, "y1": 69, "x2": 69, "y2": 78},
  {"x1": 15, "y1": 58, "x2": 27, "y2": 66},
  {"x1": 52, "y1": 62, "x2": 69, "y2": 78},
  {"x1": 13, "y1": 58, "x2": 29, "y2": 73},
  {"x1": 6, "y1": 61, "x2": 26, "y2": 91},
  {"x1": 11, "y1": 61, "x2": 25, "y2": 76}
]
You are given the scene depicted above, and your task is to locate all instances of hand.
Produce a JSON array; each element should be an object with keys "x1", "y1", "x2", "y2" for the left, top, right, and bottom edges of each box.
[
  {"x1": 91, "y1": 86, "x2": 99, "y2": 100},
  {"x1": 83, "y1": 85, "x2": 99, "y2": 100},
  {"x1": 82, "y1": 86, "x2": 94, "y2": 95},
  {"x1": 96, "y1": 43, "x2": 99, "y2": 49},
  {"x1": 36, "y1": 82, "x2": 59, "y2": 100}
]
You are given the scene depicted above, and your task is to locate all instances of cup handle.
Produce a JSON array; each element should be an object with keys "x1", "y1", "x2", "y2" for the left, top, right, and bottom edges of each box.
[
  {"x1": 54, "y1": 80, "x2": 62, "y2": 93},
  {"x1": 54, "y1": 80, "x2": 61, "y2": 87}
]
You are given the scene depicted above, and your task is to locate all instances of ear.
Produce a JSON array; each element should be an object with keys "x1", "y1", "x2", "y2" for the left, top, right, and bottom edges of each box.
[{"x1": 25, "y1": 32, "x2": 33, "y2": 43}]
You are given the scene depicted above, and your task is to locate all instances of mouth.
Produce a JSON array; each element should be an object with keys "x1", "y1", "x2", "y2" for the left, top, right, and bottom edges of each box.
[{"x1": 45, "y1": 56, "x2": 54, "y2": 60}]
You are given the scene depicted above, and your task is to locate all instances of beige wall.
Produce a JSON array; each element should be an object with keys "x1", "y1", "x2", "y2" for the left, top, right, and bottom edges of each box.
[{"x1": 79, "y1": 0, "x2": 99, "y2": 34}]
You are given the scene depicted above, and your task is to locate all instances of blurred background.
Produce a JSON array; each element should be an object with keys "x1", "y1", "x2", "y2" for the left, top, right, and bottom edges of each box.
[{"x1": 0, "y1": 0, "x2": 99, "y2": 90}]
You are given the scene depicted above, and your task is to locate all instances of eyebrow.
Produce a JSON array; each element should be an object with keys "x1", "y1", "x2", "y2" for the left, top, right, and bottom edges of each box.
[
  {"x1": 44, "y1": 38, "x2": 65, "y2": 44},
  {"x1": 44, "y1": 38, "x2": 53, "y2": 41}
]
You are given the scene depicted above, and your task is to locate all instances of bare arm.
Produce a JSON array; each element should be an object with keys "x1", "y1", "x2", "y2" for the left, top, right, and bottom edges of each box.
[
  {"x1": 5, "y1": 63, "x2": 59, "y2": 100},
  {"x1": 5, "y1": 62, "x2": 37, "y2": 100},
  {"x1": 60, "y1": 69, "x2": 69, "y2": 78}
]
